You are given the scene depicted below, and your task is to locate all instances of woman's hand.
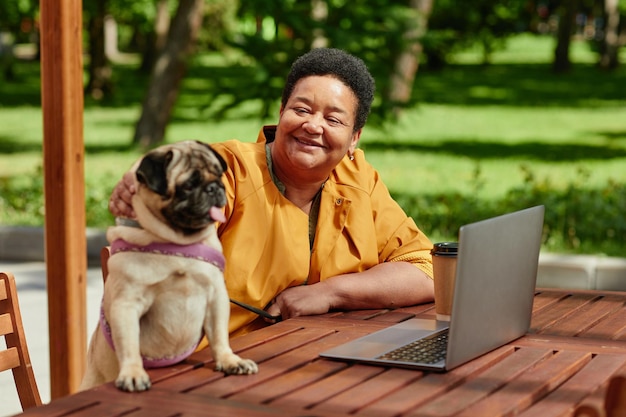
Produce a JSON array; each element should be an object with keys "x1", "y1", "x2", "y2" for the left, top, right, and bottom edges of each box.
[
  {"x1": 265, "y1": 282, "x2": 334, "y2": 322},
  {"x1": 264, "y1": 262, "x2": 434, "y2": 322},
  {"x1": 109, "y1": 171, "x2": 137, "y2": 218}
]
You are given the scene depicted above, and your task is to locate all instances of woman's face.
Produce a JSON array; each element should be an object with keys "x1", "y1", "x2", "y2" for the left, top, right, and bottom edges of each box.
[{"x1": 272, "y1": 75, "x2": 361, "y2": 183}]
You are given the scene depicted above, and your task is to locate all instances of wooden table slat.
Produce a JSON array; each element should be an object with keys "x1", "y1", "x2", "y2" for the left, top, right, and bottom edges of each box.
[
  {"x1": 456, "y1": 350, "x2": 592, "y2": 417},
  {"x1": 144, "y1": 322, "x2": 310, "y2": 385},
  {"x1": 532, "y1": 290, "x2": 568, "y2": 312},
  {"x1": 188, "y1": 327, "x2": 350, "y2": 398},
  {"x1": 154, "y1": 326, "x2": 335, "y2": 394},
  {"x1": 79, "y1": 385, "x2": 333, "y2": 417},
  {"x1": 540, "y1": 294, "x2": 626, "y2": 338},
  {"x1": 69, "y1": 403, "x2": 141, "y2": 417},
  {"x1": 151, "y1": 365, "x2": 224, "y2": 393},
  {"x1": 227, "y1": 353, "x2": 348, "y2": 404},
  {"x1": 570, "y1": 361, "x2": 626, "y2": 416},
  {"x1": 366, "y1": 310, "x2": 418, "y2": 323},
  {"x1": 517, "y1": 353, "x2": 626, "y2": 417},
  {"x1": 408, "y1": 347, "x2": 554, "y2": 417},
  {"x1": 515, "y1": 334, "x2": 626, "y2": 354},
  {"x1": 312, "y1": 367, "x2": 423, "y2": 415},
  {"x1": 271, "y1": 363, "x2": 386, "y2": 410},
  {"x1": 336, "y1": 309, "x2": 390, "y2": 320},
  {"x1": 11, "y1": 395, "x2": 99, "y2": 417},
  {"x1": 581, "y1": 303, "x2": 626, "y2": 340},
  {"x1": 396, "y1": 304, "x2": 437, "y2": 316},
  {"x1": 356, "y1": 345, "x2": 517, "y2": 417},
  {"x1": 530, "y1": 293, "x2": 598, "y2": 334},
  {"x1": 14, "y1": 289, "x2": 626, "y2": 417}
]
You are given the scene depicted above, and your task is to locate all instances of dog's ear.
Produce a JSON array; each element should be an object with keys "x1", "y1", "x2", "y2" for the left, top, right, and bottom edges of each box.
[
  {"x1": 195, "y1": 141, "x2": 227, "y2": 174},
  {"x1": 211, "y1": 147, "x2": 227, "y2": 174},
  {"x1": 136, "y1": 151, "x2": 173, "y2": 196}
]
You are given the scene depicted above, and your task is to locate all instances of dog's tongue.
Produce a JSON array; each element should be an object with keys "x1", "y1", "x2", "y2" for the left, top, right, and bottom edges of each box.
[{"x1": 209, "y1": 206, "x2": 226, "y2": 223}]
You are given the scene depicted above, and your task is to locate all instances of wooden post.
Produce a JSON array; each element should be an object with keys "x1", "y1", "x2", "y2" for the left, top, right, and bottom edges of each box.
[{"x1": 39, "y1": 0, "x2": 87, "y2": 398}]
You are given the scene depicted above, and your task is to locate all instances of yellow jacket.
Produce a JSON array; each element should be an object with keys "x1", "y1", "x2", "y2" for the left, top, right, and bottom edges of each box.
[{"x1": 212, "y1": 126, "x2": 433, "y2": 336}]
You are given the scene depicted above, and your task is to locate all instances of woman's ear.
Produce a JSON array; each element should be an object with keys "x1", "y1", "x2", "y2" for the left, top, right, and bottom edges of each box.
[{"x1": 349, "y1": 129, "x2": 362, "y2": 155}]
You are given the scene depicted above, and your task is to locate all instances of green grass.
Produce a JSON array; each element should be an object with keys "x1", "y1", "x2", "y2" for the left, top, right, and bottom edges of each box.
[
  {"x1": 362, "y1": 105, "x2": 626, "y2": 198},
  {"x1": 1, "y1": 33, "x2": 625, "y2": 255}
]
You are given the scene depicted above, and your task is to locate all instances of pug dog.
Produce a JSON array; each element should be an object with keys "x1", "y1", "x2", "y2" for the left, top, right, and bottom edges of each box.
[{"x1": 80, "y1": 140, "x2": 258, "y2": 392}]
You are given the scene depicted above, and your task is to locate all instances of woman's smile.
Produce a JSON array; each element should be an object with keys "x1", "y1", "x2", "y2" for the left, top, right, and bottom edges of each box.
[{"x1": 293, "y1": 135, "x2": 325, "y2": 149}]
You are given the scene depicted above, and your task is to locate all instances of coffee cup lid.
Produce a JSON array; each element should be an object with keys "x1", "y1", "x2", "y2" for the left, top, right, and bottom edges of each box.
[{"x1": 431, "y1": 242, "x2": 458, "y2": 255}]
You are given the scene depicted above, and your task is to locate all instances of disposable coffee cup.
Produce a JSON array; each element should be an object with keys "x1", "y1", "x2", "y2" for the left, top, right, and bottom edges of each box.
[{"x1": 431, "y1": 242, "x2": 458, "y2": 321}]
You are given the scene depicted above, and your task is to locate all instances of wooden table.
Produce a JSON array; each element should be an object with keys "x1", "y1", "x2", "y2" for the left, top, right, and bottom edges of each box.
[{"x1": 15, "y1": 288, "x2": 626, "y2": 417}]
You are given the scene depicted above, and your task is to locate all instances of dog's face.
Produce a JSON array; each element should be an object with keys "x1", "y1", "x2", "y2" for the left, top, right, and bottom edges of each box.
[{"x1": 134, "y1": 141, "x2": 227, "y2": 235}]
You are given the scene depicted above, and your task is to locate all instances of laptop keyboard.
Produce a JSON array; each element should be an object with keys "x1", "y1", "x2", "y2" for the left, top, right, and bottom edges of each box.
[{"x1": 377, "y1": 329, "x2": 449, "y2": 364}]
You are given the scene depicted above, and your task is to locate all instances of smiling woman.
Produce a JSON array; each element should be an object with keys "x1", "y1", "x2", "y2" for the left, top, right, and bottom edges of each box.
[
  {"x1": 108, "y1": 48, "x2": 436, "y2": 338},
  {"x1": 270, "y1": 75, "x2": 360, "y2": 203}
]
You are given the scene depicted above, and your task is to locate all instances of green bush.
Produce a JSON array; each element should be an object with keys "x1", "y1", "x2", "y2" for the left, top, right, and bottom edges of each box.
[
  {"x1": 394, "y1": 166, "x2": 626, "y2": 257},
  {"x1": 0, "y1": 166, "x2": 115, "y2": 228},
  {"x1": 0, "y1": 166, "x2": 45, "y2": 225},
  {"x1": 2, "y1": 165, "x2": 624, "y2": 257}
]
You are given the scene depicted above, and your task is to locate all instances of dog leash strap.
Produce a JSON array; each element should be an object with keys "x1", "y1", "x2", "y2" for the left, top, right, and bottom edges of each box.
[{"x1": 230, "y1": 298, "x2": 282, "y2": 322}]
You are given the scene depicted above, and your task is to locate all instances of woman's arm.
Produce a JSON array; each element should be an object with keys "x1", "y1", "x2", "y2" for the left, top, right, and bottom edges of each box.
[{"x1": 266, "y1": 261, "x2": 434, "y2": 321}]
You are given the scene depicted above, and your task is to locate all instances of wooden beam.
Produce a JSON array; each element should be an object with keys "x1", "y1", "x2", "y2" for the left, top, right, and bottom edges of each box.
[{"x1": 39, "y1": 0, "x2": 87, "y2": 398}]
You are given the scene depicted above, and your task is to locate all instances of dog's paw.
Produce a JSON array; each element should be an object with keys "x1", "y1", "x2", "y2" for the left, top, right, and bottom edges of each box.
[
  {"x1": 215, "y1": 354, "x2": 258, "y2": 375},
  {"x1": 115, "y1": 365, "x2": 152, "y2": 392}
]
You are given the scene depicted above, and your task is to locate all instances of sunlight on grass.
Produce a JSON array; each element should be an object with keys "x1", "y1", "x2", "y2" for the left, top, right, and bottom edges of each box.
[
  {"x1": 1, "y1": 33, "x2": 625, "y2": 255},
  {"x1": 452, "y1": 33, "x2": 599, "y2": 64},
  {"x1": 362, "y1": 103, "x2": 626, "y2": 199}
]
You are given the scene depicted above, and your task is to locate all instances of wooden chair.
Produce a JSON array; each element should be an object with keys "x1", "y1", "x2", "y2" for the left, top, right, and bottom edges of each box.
[
  {"x1": 605, "y1": 374, "x2": 626, "y2": 417},
  {"x1": 100, "y1": 246, "x2": 110, "y2": 283},
  {"x1": 0, "y1": 271, "x2": 42, "y2": 410},
  {"x1": 573, "y1": 373, "x2": 626, "y2": 417}
]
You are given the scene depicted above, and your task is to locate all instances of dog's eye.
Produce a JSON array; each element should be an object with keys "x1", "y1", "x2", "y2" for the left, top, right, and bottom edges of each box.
[
  {"x1": 178, "y1": 172, "x2": 202, "y2": 195},
  {"x1": 178, "y1": 180, "x2": 197, "y2": 195}
]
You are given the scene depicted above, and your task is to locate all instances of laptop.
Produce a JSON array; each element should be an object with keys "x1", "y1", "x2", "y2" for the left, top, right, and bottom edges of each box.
[{"x1": 319, "y1": 205, "x2": 545, "y2": 372}]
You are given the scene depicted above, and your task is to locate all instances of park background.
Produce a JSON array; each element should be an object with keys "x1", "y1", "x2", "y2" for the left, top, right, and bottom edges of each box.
[{"x1": 0, "y1": 0, "x2": 625, "y2": 256}]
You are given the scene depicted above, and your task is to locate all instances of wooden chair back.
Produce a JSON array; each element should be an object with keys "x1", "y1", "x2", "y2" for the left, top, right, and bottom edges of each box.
[
  {"x1": 100, "y1": 246, "x2": 111, "y2": 283},
  {"x1": 605, "y1": 374, "x2": 626, "y2": 417},
  {"x1": 0, "y1": 271, "x2": 42, "y2": 410},
  {"x1": 573, "y1": 373, "x2": 626, "y2": 417}
]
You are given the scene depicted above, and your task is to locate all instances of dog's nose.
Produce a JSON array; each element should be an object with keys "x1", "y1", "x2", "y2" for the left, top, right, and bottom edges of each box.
[{"x1": 206, "y1": 182, "x2": 223, "y2": 196}]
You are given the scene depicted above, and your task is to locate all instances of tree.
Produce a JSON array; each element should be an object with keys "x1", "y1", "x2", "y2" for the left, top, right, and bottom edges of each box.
[
  {"x1": 388, "y1": 0, "x2": 433, "y2": 116},
  {"x1": 137, "y1": 0, "x2": 171, "y2": 74},
  {"x1": 211, "y1": 0, "x2": 432, "y2": 124},
  {"x1": 85, "y1": 0, "x2": 114, "y2": 99},
  {"x1": 133, "y1": 0, "x2": 205, "y2": 148},
  {"x1": 424, "y1": 0, "x2": 530, "y2": 68},
  {"x1": 0, "y1": 0, "x2": 39, "y2": 78},
  {"x1": 598, "y1": 0, "x2": 621, "y2": 69},
  {"x1": 553, "y1": 0, "x2": 578, "y2": 73}
]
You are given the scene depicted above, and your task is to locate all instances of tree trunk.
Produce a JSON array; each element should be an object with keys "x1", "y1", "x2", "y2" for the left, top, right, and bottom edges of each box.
[
  {"x1": 598, "y1": 0, "x2": 620, "y2": 70},
  {"x1": 133, "y1": 0, "x2": 204, "y2": 148},
  {"x1": 387, "y1": 0, "x2": 433, "y2": 115},
  {"x1": 553, "y1": 0, "x2": 577, "y2": 73},
  {"x1": 140, "y1": 0, "x2": 171, "y2": 74},
  {"x1": 85, "y1": 0, "x2": 113, "y2": 99}
]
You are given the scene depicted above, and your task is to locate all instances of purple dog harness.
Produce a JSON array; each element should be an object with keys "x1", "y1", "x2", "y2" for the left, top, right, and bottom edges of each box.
[
  {"x1": 100, "y1": 239, "x2": 225, "y2": 368},
  {"x1": 110, "y1": 239, "x2": 226, "y2": 270}
]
